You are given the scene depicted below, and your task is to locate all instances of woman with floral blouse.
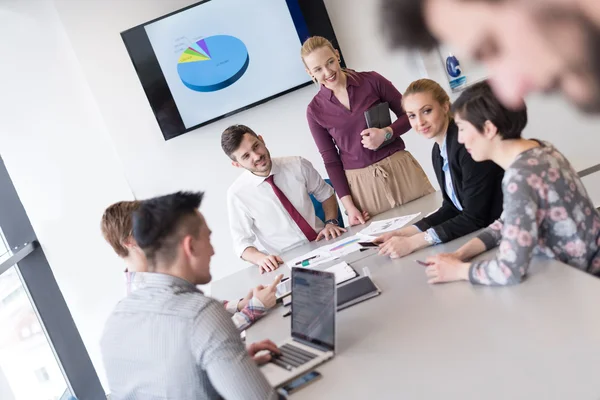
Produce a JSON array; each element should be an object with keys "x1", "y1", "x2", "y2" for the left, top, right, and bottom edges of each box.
[{"x1": 425, "y1": 81, "x2": 600, "y2": 285}]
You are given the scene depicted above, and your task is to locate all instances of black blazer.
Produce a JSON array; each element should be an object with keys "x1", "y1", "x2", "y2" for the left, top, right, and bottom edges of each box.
[{"x1": 414, "y1": 120, "x2": 504, "y2": 243}]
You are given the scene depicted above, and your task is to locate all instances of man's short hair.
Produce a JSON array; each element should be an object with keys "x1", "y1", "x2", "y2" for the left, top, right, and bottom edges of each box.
[
  {"x1": 452, "y1": 81, "x2": 528, "y2": 139},
  {"x1": 132, "y1": 191, "x2": 204, "y2": 269},
  {"x1": 380, "y1": 0, "x2": 439, "y2": 50},
  {"x1": 221, "y1": 124, "x2": 258, "y2": 160},
  {"x1": 101, "y1": 200, "x2": 142, "y2": 258},
  {"x1": 380, "y1": 0, "x2": 502, "y2": 51}
]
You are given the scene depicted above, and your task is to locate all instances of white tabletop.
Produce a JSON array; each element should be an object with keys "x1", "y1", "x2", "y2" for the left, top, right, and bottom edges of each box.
[{"x1": 213, "y1": 192, "x2": 600, "y2": 399}]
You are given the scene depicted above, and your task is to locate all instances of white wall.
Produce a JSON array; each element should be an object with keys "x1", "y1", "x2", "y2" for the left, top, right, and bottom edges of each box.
[
  {"x1": 52, "y1": 0, "x2": 435, "y2": 284},
  {"x1": 0, "y1": 0, "x2": 134, "y2": 390}
]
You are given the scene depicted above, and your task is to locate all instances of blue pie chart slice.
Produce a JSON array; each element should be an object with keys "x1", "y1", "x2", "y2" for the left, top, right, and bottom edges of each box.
[{"x1": 177, "y1": 35, "x2": 249, "y2": 92}]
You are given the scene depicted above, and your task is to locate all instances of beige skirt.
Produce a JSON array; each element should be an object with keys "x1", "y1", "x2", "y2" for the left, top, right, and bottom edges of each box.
[{"x1": 345, "y1": 150, "x2": 435, "y2": 217}]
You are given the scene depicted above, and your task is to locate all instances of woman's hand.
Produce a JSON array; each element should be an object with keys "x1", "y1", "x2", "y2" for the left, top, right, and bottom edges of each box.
[
  {"x1": 378, "y1": 236, "x2": 417, "y2": 259},
  {"x1": 424, "y1": 254, "x2": 471, "y2": 284},
  {"x1": 360, "y1": 127, "x2": 389, "y2": 150},
  {"x1": 347, "y1": 207, "x2": 371, "y2": 226},
  {"x1": 373, "y1": 226, "x2": 419, "y2": 244}
]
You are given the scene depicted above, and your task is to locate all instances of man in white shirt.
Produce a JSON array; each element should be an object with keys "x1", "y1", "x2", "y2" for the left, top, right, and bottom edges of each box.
[{"x1": 222, "y1": 124, "x2": 346, "y2": 273}]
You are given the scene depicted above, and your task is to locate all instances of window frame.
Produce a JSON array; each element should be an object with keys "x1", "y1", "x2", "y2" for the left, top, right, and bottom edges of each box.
[{"x1": 0, "y1": 156, "x2": 105, "y2": 400}]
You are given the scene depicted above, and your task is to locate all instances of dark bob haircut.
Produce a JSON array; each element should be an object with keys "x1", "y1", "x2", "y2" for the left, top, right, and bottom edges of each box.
[{"x1": 452, "y1": 81, "x2": 528, "y2": 139}]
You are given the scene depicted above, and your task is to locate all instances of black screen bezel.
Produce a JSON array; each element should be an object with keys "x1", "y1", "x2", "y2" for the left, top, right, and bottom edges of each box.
[{"x1": 120, "y1": 0, "x2": 345, "y2": 140}]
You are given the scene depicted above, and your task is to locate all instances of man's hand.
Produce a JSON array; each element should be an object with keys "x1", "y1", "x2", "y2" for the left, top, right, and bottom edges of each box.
[
  {"x1": 256, "y1": 254, "x2": 284, "y2": 274},
  {"x1": 237, "y1": 288, "x2": 254, "y2": 311},
  {"x1": 424, "y1": 253, "x2": 471, "y2": 284},
  {"x1": 252, "y1": 274, "x2": 283, "y2": 309},
  {"x1": 378, "y1": 236, "x2": 417, "y2": 259},
  {"x1": 360, "y1": 127, "x2": 388, "y2": 150},
  {"x1": 347, "y1": 207, "x2": 371, "y2": 226},
  {"x1": 247, "y1": 339, "x2": 280, "y2": 365},
  {"x1": 316, "y1": 224, "x2": 347, "y2": 241}
]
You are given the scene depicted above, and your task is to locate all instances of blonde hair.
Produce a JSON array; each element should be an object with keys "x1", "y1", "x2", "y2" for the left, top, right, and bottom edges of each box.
[
  {"x1": 300, "y1": 36, "x2": 356, "y2": 83},
  {"x1": 300, "y1": 36, "x2": 337, "y2": 65},
  {"x1": 402, "y1": 79, "x2": 451, "y2": 117}
]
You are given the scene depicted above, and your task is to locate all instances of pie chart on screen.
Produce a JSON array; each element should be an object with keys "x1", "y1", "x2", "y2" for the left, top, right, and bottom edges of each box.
[{"x1": 177, "y1": 35, "x2": 249, "y2": 92}]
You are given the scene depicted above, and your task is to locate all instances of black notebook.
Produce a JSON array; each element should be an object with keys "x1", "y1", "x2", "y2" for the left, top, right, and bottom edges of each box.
[
  {"x1": 364, "y1": 102, "x2": 392, "y2": 129},
  {"x1": 336, "y1": 275, "x2": 381, "y2": 311}
]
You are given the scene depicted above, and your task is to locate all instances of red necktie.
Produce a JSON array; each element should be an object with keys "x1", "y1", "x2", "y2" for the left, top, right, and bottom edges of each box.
[{"x1": 264, "y1": 175, "x2": 318, "y2": 242}]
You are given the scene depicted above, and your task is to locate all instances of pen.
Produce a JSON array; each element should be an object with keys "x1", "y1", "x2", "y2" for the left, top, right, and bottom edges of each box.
[{"x1": 295, "y1": 255, "x2": 319, "y2": 266}]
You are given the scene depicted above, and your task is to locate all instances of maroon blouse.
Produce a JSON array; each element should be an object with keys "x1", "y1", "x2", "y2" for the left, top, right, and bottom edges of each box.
[{"x1": 306, "y1": 71, "x2": 411, "y2": 198}]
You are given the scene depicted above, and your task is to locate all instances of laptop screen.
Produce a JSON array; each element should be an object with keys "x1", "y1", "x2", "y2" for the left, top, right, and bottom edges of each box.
[{"x1": 291, "y1": 267, "x2": 336, "y2": 351}]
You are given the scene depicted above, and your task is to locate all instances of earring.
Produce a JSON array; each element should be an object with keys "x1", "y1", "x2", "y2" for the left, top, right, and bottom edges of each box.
[{"x1": 311, "y1": 76, "x2": 320, "y2": 89}]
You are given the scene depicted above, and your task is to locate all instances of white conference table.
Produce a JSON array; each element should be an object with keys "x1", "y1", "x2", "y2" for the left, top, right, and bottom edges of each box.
[{"x1": 213, "y1": 192, "x2": 600, "y2": 399}]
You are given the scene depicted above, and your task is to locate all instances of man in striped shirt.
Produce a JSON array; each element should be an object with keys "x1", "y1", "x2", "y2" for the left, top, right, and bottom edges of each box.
[
  {"x1": 100, "y1": 191, "x2": 281, "y2": 400},
  {"x1": 101, "y1": 200, "x2": 281, "y2": 331}
]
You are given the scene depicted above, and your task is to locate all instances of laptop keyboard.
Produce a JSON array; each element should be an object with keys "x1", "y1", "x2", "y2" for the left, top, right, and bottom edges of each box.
[{"x1": 270, "y1": 343, "x2": 318, "y2": 371}]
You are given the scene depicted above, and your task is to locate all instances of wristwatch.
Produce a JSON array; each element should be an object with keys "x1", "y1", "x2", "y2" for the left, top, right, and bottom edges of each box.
[
  {"x1": 325, "y1": 219, "x2": 339, "y2": 226},
  {"x1": 384, "y1": 129, "x2": 393, "y2": 141},
  {"x1": 423, "y1": 231, "x2": 436, "y2": 245}
]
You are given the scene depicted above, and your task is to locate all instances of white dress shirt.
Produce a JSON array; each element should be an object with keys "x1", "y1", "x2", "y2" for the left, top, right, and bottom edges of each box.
[{"x1": 227, "y1": 156, "x2": 334, "y2": 257}]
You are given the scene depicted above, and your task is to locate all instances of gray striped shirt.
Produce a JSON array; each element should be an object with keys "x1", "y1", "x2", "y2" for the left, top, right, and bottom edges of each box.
[{"x1": 100, "y1": 273, "x2": 278, "y2": 400}]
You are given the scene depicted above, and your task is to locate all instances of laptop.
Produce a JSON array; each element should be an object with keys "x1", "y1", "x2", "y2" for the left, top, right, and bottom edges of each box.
[{"x1": 260, "y1": 267, "x2": 336, "y2": 388}]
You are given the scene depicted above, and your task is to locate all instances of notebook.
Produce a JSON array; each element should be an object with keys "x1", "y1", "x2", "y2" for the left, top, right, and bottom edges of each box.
[
  {"x1": 337, "y1": 275, "x2": 381, "y2": 311},
  {"x1": 325, "y1": 262, "x2": 358, "y2": 285},
  {"x1": 364, "y1": 102, "x2": 392, "y2": 129}
]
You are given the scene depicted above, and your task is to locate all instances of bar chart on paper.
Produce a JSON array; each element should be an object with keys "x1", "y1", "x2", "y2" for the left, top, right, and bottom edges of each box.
[{"x1": 177, "y1": 35, "x2": 249, "y2": 92}]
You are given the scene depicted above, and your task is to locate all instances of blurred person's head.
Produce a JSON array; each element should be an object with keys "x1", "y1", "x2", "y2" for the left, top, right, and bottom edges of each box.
[
  {"x1": 381, "y1": 0, "x2": 600, "y2": 113},
  {"x1": 132, "y1": 191, "x2": 213, "y2": 285},
  {"x1": 101, "y1": 200, "x2": 147, "y2": 272},
  {"x1": 402, "y1": 78, "x2": 451, "y2": 142},
  {"x1": 221, "y1": 124, "x2": 273, "y2": 177},
  {"x1": 451, "y1": 81, "x2": 528, "y2": 162}
]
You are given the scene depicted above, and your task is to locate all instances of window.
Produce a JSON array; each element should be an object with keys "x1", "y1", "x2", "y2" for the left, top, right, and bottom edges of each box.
[
  {"x1": 0, "y1": 229, "x2": 8, "y2": 263},
  {"x1": 0, "y1": 157, "x2": 104, "y2": 399},
  {"x1": 0, "y1": 266, "x2": 66, "y2": 399}
]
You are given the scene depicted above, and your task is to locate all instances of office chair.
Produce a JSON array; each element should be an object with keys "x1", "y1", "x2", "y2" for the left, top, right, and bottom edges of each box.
[{"x1": 310, "y1": 178, "x2": 345, "y2": 228}]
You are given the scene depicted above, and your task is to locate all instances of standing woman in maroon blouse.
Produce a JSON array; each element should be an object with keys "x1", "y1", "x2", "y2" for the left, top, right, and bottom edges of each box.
[{"x1": 301, "y1": 36, "x2": 434, "y2": 225}]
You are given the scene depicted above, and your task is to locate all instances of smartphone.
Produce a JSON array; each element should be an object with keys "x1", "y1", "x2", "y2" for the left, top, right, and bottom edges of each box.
[
  {"x1": 358, "y1": 241, "x2": 378, "y2": 248},
  {"x1": 275, "y1": 277, "x2": 291, "y2": 299},
  {"x1": 415, "y1": 260, "x2": 430, "y2": 266},
  {"x1": 280, "y1": 371, "x2": 322, "y2": 395}
]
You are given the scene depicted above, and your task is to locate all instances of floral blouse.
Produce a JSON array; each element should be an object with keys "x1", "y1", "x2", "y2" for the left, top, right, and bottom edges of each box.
[{"x1": 470, "y1": 141, "x2": 600, "y2": 285}]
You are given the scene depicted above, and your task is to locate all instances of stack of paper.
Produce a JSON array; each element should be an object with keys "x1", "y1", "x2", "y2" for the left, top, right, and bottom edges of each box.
[
  {"x1": 359, "y1": 212, "x2": 421, "y2": 236},
  {"x1": 325, "y1": 261, "x2": 358, "y2": 285},
  {"x1": 287, "y1": 231, "x2": 382, "y2": 269},
  {"x1": 323, "y1": 234, "x2": 366, "y2": 257}
]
